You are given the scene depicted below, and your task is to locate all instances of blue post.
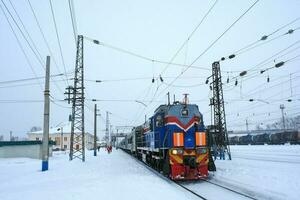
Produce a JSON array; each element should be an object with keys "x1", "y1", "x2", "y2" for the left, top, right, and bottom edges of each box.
[{"x1": 42, "y1": 160, "x2": 49, "y2": 171}]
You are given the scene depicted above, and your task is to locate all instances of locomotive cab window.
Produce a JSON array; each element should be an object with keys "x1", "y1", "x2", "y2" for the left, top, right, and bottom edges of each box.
[
  {"x1": 181, "y1": 108, "x2": 189, "y2": 116},
  {"x1": 156, "y1": 115, "x2": 163, "y2": 127}
]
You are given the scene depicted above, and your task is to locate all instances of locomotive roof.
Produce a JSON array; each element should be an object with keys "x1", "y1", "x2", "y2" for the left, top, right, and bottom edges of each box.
[{"x1": 154, "y1": 103, "x2": 201, "y2": 116}]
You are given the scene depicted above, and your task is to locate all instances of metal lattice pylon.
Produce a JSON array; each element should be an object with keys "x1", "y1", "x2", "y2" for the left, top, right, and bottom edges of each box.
[
  {"x1": 69, "y1": 35, "x2": 85, "y2": 161},
  {"x1": 211, "y1": 61, "x2": 231, "y2": 160}
]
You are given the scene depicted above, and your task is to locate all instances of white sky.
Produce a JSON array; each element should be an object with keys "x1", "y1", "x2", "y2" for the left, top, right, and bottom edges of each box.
[{"x1": 0, "y1": 0, "x2": 300, "y2": 139}]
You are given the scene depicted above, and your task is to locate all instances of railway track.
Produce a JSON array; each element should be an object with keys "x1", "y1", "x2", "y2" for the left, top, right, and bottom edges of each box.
[
  {"x1": 121, "y1": 150, "x2": 258, "y2": 200},
  {"x1": 233, "y1": 155, "x2": 300, "y2": 164}
]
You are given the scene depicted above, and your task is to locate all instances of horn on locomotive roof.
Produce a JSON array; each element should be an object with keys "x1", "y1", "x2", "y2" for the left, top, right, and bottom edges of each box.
[{"x1": 183, "y1": 93, "x2": 189, "y2": 104}]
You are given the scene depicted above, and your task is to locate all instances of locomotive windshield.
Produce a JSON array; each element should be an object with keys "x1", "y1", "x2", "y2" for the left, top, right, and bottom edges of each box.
[{"x1": 181, "y1": 108, "x2": 189, "y2": 116}]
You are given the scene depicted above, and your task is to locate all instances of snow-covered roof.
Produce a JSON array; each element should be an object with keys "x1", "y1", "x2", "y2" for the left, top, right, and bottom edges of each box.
[{"x1": 28, "y1": 122, "x2": 81, "y2": 135}]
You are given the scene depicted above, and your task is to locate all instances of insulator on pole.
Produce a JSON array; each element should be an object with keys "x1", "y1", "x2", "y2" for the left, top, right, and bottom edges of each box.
[
  {"x1": 235, "y1": 79, "x2": 238, "y2": 86},
  {"x1": 275, "y1": 61, "x2": 285, "y2": 68},
  {"x1": 228, "y1": 54, "x2": 235, "y2": 59},
  {"x1": 159, "y1": 75, "x2": 164, "y2": 82},
  {"x1": 287, "y1": 29, "x2": 294, "y2": 34},
  {"x1": 261, "y1": 35, "x2": 268, "y2": 40},
  {"x1": 239, "y1": 71, "x2": 247, "y2": 77}
]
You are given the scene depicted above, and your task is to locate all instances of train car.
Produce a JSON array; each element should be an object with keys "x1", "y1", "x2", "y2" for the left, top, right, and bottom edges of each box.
[
  {"x1": 289, "y1": 131, "x2": 300, "y2": 144},
  {"x1": 252, "y1": 133, "x2": 270, "y2": 145},
  {"x1": 229, "y1": 136, "x2": 239, "y2": 145},
  {"x1": 270, "y1": 132, "x2": 285, "y2": 144},
  {"x1": 119, "y1": 96, "x2": 212, "y2": 180},
  {"x1": 239, "y1": 134, "x2": 253, "y2": 145}
]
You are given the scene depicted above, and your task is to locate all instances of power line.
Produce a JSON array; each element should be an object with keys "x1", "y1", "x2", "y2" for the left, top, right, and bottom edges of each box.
[
  {"x1": 224, "y1": 39, "x2": 300, "y2": 87},
  {"x1": 159, "y1": 0, "x2": 219, "y2": 75},
  {"x1": 220, "y1": 17, "x2": 300, "y2": 60},
  {"x1": 85, "y1": 75, "x2": 209, "y2": 83},
  {"x1": 154, "y1": 0, "x2": 260, "y2": 103},
  {"x1": 49, "y1": 0, "x2": 69, "y2": 86},
  {"x1": 1, "y1": 0, "x2": 66, "y2": 94},
  {"x1": 92, "y1": 40, "x2": 214, "y2": 71},
  {"x1": 7, "y1": 0, "x2": 43, "y2": 62},
  {"x1": 27, "y1": 0, "x2": 69, "y2": 87},
  {"x1": 0, "y1": 2, "x2": 43, "y2": 90},
  {"x1": 68, "y1": 0, "x2": 77, "y2": 45},
  {"x1": 0, "y1": 73, "x2": 64, "y2": 85},
  {"x1": 0, "y1": 80, "x2": 68, "y2": 89},
  {"x1": 0, "y1": 0, "x2": 44, "y2": 66}
]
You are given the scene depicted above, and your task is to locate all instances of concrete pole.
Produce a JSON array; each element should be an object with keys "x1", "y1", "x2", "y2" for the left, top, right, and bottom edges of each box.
[
  {"x1": 280, "y1": 104, "x2": 286, "y2": 131},
  {"x1": 42, "y1": 56, "x2": 50, "y2": 171},
  {"x1": 94, "y1": 104, "x2": 97, "y2": 156}
]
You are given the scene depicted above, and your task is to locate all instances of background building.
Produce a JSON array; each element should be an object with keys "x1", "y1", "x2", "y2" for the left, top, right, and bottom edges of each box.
[{"x1": 27, "y1": 122, "x2": 94, "y2": 150}]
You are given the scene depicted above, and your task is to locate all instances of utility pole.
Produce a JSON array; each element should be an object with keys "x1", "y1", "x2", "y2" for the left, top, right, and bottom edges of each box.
[
  {"x1": 68, "y1": 35, "x2": 85, "y2": 162},
  {"x1": 94, "y1": 104, "x2": 100, "y2": 156},
  {"x1": 42, "y1": 56, "x2": 50, "y2": 171},
  {"x1": 105, "y1": 111, "x2": 111, "y2": 144},
  {"x1": 110, "y1": 124, "x2": 113, "y2": 145},
  {"x1": 246, "y1": 119, "x2": 249, "y2": 133},
  {"x1": 211, "y1": 61, "x2": 231, "y2": 160},
  {"x1": 9, "y1": 131, "x2": 12, "y2": 141},
  {"x1": 280, "y1": 104, "x2": 286, "y2": 131}
]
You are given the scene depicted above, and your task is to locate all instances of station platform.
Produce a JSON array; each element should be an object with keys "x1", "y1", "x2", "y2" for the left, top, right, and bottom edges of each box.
[{"x1": 0, "y1": 148, "x2": 196, "y2": 200}]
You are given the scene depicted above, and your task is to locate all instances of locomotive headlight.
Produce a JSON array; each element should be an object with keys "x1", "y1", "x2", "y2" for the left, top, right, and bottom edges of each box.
[
  {"x1": 171, "y1": 149, "x2": 184, "y2": 155},
  {"x1": 196, "y1": 148, "x2": 207, "y2": 154},
  {"x1": 172, "y1": 149, "x2": 178, "y2": 155}
]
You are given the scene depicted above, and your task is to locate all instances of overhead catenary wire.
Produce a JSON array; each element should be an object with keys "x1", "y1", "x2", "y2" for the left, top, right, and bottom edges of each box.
[
  {"x1": 0, "y1": 73, "x2": 64, "y2": 85},
  {"x1": 221, "y1": 17, "x2": 300, "y2": 60},
  {"x1": 159, "y1": 0, "x2": 219, "y2": 75},
  {"x1": 235, "y1": 27, "x2": 300, "y2": 56},
  {"x1": 68, "y1": 0, "x2": 77, "y2": 45},
  {"x1": 0, "y1": 2, "x2": 43, "y2": 90},
  {"x1": 90, "y1": 39, "x2": 213, "y2": 71},
  {"x1": 0, "y1": 0, "x2": 44, "y2": 67},
  {"x1": 152, "y1": 0, "x2": 260, "y2": 106},
  {"x1": 27, "y1": 0, "x2": 69, "y2": 87},
  {"x1": 224, "y1": 39, "x2": 300, "y2": 88},
  {"x1": 131, "y1": 0, "x2": 259, "y2": 125},
  {"x1": 0, "y1": 0, "x2": 66, "y2": 94},
  {"x1": 49, "y1": 0, "x2": 70, "y2": 86},
  {"x1": 7, "y1": 0, "x2": 43, "y2": 63}
]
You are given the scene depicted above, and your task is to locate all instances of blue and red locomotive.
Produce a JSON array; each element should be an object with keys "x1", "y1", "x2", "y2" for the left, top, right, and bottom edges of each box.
[{"x1": 119, "y1": 96, "x2": 212, "y2": 180}]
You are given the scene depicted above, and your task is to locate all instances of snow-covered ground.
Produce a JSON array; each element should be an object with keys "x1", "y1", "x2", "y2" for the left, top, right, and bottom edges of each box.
[
  {"x1": 212, "y1": 145, "x2": 300, "y2": 200},
  {"x1": 0, "y1": 149, "x2": 196, "y2": 200},
  {"x1": 0, "y1": 145, "x2": 299, "y2": 200}
]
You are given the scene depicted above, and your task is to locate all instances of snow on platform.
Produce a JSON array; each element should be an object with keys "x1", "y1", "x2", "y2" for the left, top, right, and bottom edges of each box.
[
  {"x1": 0, "y1": 149, "x2": 196, "y2": 200},
  {"x1": 1, "y1": 145, "x2": 300, "y2": 200}
]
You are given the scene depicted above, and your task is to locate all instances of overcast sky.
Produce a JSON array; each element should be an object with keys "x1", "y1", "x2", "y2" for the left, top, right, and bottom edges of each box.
[{"x1": 0, "y1": 0, "x2": 299, "y2": 139}]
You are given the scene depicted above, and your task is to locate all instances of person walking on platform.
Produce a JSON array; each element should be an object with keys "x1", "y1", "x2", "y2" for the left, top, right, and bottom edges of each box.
[
  {"x1": 212, "y1": 144, "x2": 217, "y2": 160},
  {"x1": 220, "y1": 146, "x2": 225, "y2": 160}
]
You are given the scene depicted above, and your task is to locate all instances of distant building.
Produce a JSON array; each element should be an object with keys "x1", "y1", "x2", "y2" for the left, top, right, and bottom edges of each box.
[
  {"x1": 0, "y1": 135, "x2": 3, "y2": 141},
  {"x1": 0, "y1": 141, "x2": 55, "y2": 159},
  {"x1": 27, "y1": 122, "x2": 94, "y2": 150}
]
